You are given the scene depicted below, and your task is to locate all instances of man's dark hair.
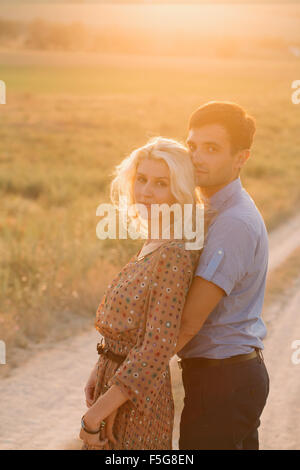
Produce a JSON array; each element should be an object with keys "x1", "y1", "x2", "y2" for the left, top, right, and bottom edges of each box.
[{"x1": 188, "y1": 101, "x2": 256, "y2": 154}]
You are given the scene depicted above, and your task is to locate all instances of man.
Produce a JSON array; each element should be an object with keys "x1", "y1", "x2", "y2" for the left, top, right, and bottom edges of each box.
[{"x1": 174, "y1": 101, "x2": 270, "y2": 450}]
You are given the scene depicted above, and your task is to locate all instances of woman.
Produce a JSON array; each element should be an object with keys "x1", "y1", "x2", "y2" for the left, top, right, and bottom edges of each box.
[{"x1": 79, "y1": 137, "x2": 202, "y2": 450}]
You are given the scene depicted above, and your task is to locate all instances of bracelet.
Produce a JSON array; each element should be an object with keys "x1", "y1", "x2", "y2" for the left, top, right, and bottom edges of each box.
[{"x1": 81, "y1": 415, "x2": 102, "y2": 435}]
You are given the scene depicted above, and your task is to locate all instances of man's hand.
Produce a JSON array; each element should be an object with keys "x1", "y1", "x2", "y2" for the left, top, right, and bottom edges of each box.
[{"x1": 175, "y1": 276, "x2": 225, "y2": 354}]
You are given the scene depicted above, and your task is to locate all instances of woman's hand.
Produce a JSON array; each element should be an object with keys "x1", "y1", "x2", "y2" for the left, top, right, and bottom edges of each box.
[
  {"x1": 79, "y1": 408, "x2": 118, "y2": 449},
  {"x1": 79, "y1": 427, "x2": 108, "y2": 449},
  {"x1": 84, "y1": 361, "x2": 98, "y2": 408},
  {"x1": 103, "y1": 409, "x2": 118, "y2": 446},
  {"x1": 79, "y1": 411, "x2": 108, "y2": 449},
  {"x1": 80, "y1": 384, "x2": 128, "y2": 449}
]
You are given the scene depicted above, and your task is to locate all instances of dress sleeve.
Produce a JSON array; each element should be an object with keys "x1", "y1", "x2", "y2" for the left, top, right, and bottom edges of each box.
[{"x1": 107, "y1": 244, "x2": 199, "y2": 415}]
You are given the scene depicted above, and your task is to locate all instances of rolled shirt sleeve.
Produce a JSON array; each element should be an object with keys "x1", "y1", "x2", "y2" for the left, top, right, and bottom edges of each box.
[
  {"x1": 195, "y1": 216, "x2": 257, "y2": 296},
  {"x1": 108, "y1": 244, "x2": 199, "y2": 415}
]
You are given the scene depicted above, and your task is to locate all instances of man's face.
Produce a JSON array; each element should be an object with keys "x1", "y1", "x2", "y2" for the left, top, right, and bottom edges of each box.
[{"x1": 186, "y1": 123, "x2": 241, "y2": 189}]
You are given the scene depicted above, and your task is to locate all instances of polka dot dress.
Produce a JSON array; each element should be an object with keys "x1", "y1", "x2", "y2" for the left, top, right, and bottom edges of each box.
[{"x1": 83, "y1": 240, "x2": 199, "y2": 450}]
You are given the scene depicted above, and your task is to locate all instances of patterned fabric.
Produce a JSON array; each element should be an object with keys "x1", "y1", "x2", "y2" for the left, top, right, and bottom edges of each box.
[{"x1": 82, "y1": 240, "x2": 199, "y2": 450}]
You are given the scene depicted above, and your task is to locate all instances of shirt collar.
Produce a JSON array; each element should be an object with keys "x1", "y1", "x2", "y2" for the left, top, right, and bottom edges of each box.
[{"x1": 202, "y1": 177, "x2": 243, "y2": 212}]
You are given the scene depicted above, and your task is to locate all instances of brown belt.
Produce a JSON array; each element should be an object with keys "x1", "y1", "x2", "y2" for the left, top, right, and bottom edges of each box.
[
  {"x1": 178, "y1": 348, "x2": 263, "y2": 370},
  {"x1": 97, "y1": 342, "x2": 126, "y2": 366}
]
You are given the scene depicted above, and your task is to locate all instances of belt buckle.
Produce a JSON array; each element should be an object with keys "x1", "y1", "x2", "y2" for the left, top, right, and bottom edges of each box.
[
  {"x1": 97, "y1": 340, "x2": 109, "y2": 356},
  {"x1": 96, "y1": 342, "x2": 103, "y2": 355}
]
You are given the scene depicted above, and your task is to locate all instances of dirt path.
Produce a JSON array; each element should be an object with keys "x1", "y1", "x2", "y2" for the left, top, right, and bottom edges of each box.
[
  {"x1": 268, "y1": 213, "x2": 300, "y2": 273},
  {"x1": 0, "y1": 328, "x2": 101, "y2": 450},
  {"x1": 259, "y1": 279, "x2": 300, "y2": 450},
  {"x1": 0, "y1": 214, "x2": 300, "y2": 450}
]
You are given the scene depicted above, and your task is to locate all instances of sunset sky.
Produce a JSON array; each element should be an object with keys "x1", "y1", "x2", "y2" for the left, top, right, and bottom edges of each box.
[{"x1": 2, "y1": 2, "x2": 300, "y2": 41}]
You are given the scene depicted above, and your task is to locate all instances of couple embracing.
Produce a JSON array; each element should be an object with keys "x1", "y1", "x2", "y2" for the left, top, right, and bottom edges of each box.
[{"x1": 79, "y1": 101, "x2": 270, "y2": 450}]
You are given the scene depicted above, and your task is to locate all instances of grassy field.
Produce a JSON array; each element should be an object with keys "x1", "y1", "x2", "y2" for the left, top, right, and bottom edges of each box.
[{"x1": 0, "y1": 51, "x2": 300, "y2": 366}]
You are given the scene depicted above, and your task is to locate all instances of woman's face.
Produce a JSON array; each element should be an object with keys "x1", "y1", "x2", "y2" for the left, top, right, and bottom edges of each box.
[{"x1": 133, "y1": 158, "x2": 177, "y2": 219}]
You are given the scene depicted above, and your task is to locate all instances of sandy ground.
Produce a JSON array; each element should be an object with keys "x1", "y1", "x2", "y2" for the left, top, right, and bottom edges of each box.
[
  {"x1": 267, "y1": 213, "x2": 300, "y2": 273},
  {"x1": 258, "y1": 278, "x2": 300, "y2": 450},
  {"x1": 0, "y1": 214, "x2": 300, "y2": 450}
]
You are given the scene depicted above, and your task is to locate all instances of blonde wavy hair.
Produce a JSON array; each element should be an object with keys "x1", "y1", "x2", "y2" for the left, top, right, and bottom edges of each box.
[
  {"x1": 110, "y1": 137, "x2": 205, "y2": 240},
  {"x1": 111, "y1": 136, "x2": 198, "y2": 208}
]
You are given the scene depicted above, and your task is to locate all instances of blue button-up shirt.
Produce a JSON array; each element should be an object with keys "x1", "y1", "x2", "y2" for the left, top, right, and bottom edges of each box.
[{"x1": 178, "y1": 177, "x2": 268, "y2": 359}]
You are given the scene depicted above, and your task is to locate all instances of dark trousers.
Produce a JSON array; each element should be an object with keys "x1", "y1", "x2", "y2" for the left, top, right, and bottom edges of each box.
[{"x1": 179, "y1": 354, "x2": 270, "y2": 450}]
